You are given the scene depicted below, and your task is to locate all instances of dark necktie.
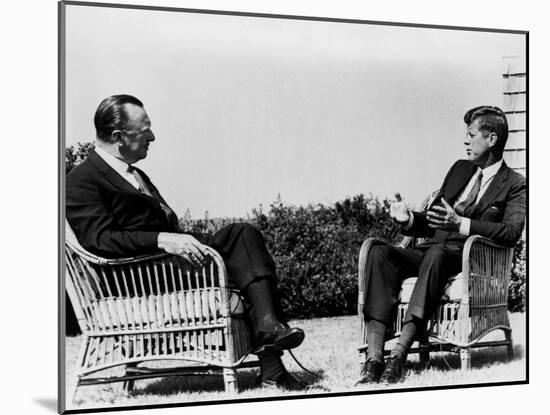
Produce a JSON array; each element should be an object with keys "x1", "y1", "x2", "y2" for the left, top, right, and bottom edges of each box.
[
  {"x1": 128, "y1": 166, "x2": 179, "y2": 227},
  {"x1": 455, "y1": 172, "x2": 483, "y2": 217},
  {"x1": 128, "y1": 165, "x2": 153, "y2": 196}
]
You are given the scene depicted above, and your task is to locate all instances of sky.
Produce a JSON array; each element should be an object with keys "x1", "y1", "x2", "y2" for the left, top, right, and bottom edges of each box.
[{"x1": 64, "y1": 4, "x2": 526, "y2": 219}]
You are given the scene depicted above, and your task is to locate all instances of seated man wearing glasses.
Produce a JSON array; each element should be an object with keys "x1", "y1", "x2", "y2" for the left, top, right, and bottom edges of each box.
[{"x1": 67, "y1": 94, "x2": 307, "y2": 390}]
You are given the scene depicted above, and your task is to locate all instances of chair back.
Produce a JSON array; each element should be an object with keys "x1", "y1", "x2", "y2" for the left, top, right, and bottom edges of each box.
[{"x1": 400, "y1": 189, "x2": 440, "y2": 248}]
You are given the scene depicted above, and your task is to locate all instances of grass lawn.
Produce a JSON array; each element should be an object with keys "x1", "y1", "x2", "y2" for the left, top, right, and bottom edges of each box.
[{"x1": 65, "y1": 312, "x2": 526, "y2": 411}]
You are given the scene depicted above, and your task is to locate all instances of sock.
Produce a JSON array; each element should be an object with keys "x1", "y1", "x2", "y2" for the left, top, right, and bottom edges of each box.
[
  {"x1": 366, "y1": 319, "x2": 386, "y2": 363},
  {"x1": 243, "y1": 277, "x2": 283, "y2": 335},
  {"x1": 391, "y1": 318, "x2": 424, "y2": 360},
  {"x1": 258, "y1": 351, "x2": 286, "y2": 382}
]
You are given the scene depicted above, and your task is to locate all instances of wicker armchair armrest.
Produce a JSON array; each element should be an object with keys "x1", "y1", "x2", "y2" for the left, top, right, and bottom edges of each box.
[
  {"x1": 463, "y1": 234, "x2": 514, "y2": 251},
  {"x1": 65, "y1": 222, "x2": 233, "y2": 334},
  {"x1": 65, "y1": 221, "x2": 227, "y2": 281},
  {"x1": 461, "y1": 235, "x2": 515, "y2": 306}
]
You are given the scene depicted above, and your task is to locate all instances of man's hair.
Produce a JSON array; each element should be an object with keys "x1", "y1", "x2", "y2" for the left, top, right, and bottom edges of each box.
[
  {"x1": 94, "y1": 94, "x2": 144, "y2": 143},
  {"x1": 464, "y1": 106, "x2": 509, "y2": 155}
]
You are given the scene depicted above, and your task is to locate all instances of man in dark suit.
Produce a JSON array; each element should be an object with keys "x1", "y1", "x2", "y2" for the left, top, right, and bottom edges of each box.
[
  {"x1": 356, "y1": 106, "x2": 526, "y2": 385},
  {"x1": 66, "y1": 94, "x2": 306, "y2": 390}
]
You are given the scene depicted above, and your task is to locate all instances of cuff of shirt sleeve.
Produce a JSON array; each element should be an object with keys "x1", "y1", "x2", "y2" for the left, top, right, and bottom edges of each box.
[
  {"x1": 459, "y1": 217, "x2": 471, "y2": 236},
  {"x1": 402, "y1": 210, "x2": 414, "y2": 230}
]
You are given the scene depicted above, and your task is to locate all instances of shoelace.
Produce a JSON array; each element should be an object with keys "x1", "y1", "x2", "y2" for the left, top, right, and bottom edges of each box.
[
  {"x1": 287, "y1": 349, "x2": 322, "y2": 380},
  {"x1": 278, "y1": 321, "x2": 325, "y2": 387}
]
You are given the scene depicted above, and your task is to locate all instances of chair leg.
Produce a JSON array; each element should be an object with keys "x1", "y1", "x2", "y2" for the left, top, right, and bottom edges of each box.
[
  {"x1": 122, "y1": 379, "x2": 135, "y2": 395},
  {"x1": 360, "y1": 346, "x2": 367, "y2": 363},
  {"x1": 223, "y1": 368, "x2": 238, "y2": 393},
  {"x1": 417, "y1": 332, "x2": 430, "y2": 367},
  {"x1": 69, "y1": 337, "x2": 89, "y2": 404},
  {"x1": 122, "y1": 363, "x2": 138, "y2": 394},
  {"x1": 67, "y1": 378, "x2": 79, "y2": 406},
  {"x1": 504, "y1": 329, "x2": 514, "y2": 360},
  {"x1": 419, "y1": 342, "x2": 430, "y2": 367},
  {"x1": 459, "y1": 347, "x2": 471, "y2": 370}
]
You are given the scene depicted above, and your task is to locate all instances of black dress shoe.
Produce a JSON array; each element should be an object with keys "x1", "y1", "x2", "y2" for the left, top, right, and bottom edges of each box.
[
  {"x1": 256, "y1": 326, "x2": 305, "y2": 352},
  {"x1": 355, "y1": 358, "x2": 385, "y2": 385},
  {"x1": 380, "y1": 355, "x2": 405, "y2": 384},
  {"x1": 258, "y1": 371, "x2": 309, "y2": 391}
]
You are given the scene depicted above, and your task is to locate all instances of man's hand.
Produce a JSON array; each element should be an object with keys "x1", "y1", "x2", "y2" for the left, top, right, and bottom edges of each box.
[
  {"x1": 389, "y1": 192, "x2": 411, "y2": 224},
  {"x1": 157, "y1": 232, "x2": 209, "y2": 266},
  {"x1": 426, "y1": 198, "x2": 462, "y2": 231}
]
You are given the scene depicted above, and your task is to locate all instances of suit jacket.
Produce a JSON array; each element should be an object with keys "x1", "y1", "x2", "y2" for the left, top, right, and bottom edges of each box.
[
  {"x1": 66, "y1": 150, "x2": 180, "y2": 258},
  {"x1": 402, "y1": 159, "x2": 526, "y2": 247}
]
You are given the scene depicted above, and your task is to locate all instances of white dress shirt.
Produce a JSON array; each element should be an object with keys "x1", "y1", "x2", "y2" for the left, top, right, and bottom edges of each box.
[
  {"x1": 95, "y1": 146, "x2": 142, "y2": 190},
  {"x1": 454, "y1": 159, "x2": 503, "y2": 235},
  {"x1": 404, "y1": 159, "x2": 504, "y2": 236}
]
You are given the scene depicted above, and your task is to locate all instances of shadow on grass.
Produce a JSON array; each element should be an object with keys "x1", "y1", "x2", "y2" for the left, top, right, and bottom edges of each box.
[
  {"x1": 296, "y1": 368, "x2": 326, "y2": 382},
  {"x1": 132, "y1": 367, "x2": 327, "y2": 396},
  {"x1": 296, "y1": 369, "x2": 330, "y2": 392},
  {"x1": 132, "y1": 368, "x2": 260, "y2": 396},
  {"x1": 407, "y1": 343, "x2": 524, "y2": 372}
]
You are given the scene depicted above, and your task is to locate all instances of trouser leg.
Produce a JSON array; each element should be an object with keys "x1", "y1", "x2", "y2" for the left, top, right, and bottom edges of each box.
[
  {"x1": 392, "y1": 244, "x2": 461, "y2": 360},
  {"x1": 362, "y1": 245, "x2": 422, "y2": 362},
  {"x1": 404, "y1": 244, "x2": 462, "y2": 323},
  {"x1": 207, "y1": 223, "x2": 277, "y2": 288},
  {"x1": 205, "y1": 223, "x2": 301, "y2": 381},
  {"x1": 243, "y1": 277, "x2": 284, "y2": 335},
  {"x1": 362, "y1": 245, "x2": 423, "y2": 325},
  {"x1": 206, "y1": 223, "x2": 289, "y2": 335}
]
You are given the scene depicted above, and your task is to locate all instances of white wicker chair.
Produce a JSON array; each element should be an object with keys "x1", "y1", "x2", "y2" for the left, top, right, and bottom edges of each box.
[
  {"x1": 65, "y1": 221, "x2": 258, "y2": 403},
  {"x1": 357, "y1": 191, "x2": 515, "y2": 370}
]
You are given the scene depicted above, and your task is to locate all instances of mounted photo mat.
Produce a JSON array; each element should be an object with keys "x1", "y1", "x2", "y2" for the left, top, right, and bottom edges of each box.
[{"x1": 59, "y1": 1, "x2": 528, "y2": 413}]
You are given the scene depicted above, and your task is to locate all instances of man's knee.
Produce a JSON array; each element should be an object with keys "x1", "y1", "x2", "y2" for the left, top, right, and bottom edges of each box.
[
  {"x1": 224, "y1": 223, "x2": 269, "y2": 247},
  {"x1": 368, "y1": 245, "x2": 394, "y2": 265},
  {"x1": 419, "y1": 244, "x2": 461, "y2": 278},
  {"x1": 231, "y1": 222, "x2": 262, "y2": 237},
  {"x1": 422, "y1": 244, "x2": 449, "y2": 263}
]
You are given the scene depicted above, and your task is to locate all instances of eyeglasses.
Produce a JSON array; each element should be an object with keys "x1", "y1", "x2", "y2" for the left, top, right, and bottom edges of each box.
[{"x1": 120, "y1": 128, "x2": 154, "y2": 138}]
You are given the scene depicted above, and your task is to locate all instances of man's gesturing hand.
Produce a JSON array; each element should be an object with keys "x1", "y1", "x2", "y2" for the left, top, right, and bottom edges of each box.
[
  {"x1": 157, "y1": 232, "x2": 209, "y2": 266},
  {"x1": 426, "y1": 198, "x2": 462, "y2": 231},
  {"x1": 389, "y1": 192, "x2": 411, "y2": 224}
]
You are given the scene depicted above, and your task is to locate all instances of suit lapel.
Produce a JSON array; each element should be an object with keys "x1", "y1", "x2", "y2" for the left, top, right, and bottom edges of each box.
[
  {"x1": 88, "y1": 150, "x2": 141, "y2": 194},
  {"x1": 445, "y1": 162, "x2": 477, "y2": 204},
  {"x1": 471, "y1": 162, "x2": 510, "y2": 216},
  {"x1": 86, "y1": 150, "x2": 179, "y2": 230},
  {"x1": 137, "y1": 168, "x2": 179, "y2": 228}
]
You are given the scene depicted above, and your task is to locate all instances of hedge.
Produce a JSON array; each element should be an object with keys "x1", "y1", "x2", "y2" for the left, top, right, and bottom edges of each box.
[{"x1": 250, "y1": 195, "x2": 401, "y2": 318}]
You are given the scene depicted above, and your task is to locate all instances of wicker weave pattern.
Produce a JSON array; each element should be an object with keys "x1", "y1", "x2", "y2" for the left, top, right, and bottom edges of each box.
[
  {"x1": 357, "y1": 191, "x2": 515, "y2": 369},
  {"x1": 65, "y1": 222, "x2": 256, "y2": 402}
]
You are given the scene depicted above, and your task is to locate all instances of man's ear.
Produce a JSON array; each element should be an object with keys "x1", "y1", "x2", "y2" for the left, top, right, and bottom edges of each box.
[
  {"x1": 487, "y1": 132, "x2": 498, "y2": 148},
  {"x1": 111, "y1": 130, "x2": 123, "y2": 145}
]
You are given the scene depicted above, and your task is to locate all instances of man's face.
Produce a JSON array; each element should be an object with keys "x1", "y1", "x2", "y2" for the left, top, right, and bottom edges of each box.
[
  {"x1": 464, "y1": 118, "x2": 495, "y2": 165},
  {"x1": 117, "y1": 104, "x2": 155, "y2": 164}
]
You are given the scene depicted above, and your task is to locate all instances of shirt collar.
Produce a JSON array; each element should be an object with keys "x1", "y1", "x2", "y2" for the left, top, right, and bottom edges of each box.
[
  {"x1": 479, "y1": 158, "x2": 503, "y2": 183},
  {"x1": 95, "y1": 145, "x2": 131, "y2": 177}
]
